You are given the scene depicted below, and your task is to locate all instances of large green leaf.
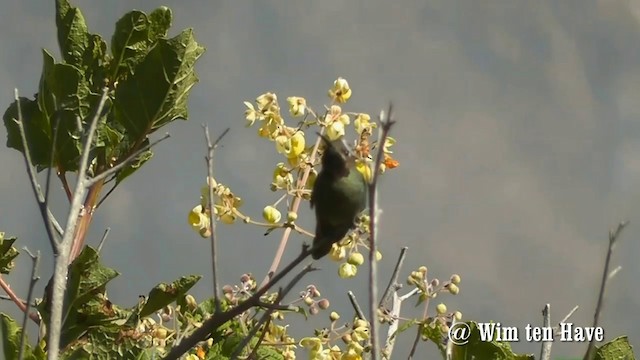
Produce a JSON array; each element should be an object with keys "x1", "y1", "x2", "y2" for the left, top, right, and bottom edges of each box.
[
  {"x1": 3, "y1": 97, "x2": 51, "y2": 170},
  {"x1": 138, "y1": 275, "x2": 201, "y2": 318},
  {"x1": 595, "y1": 336, "x2": 635, "y2": 360},
  {"x1": 55, "y1": 0, "x2": 89, "y2": 68},
  {"x1": 0, "y1": 313, "x2": 45, "y2": 360},
  {"x1": 110, "y1": 7, "x2": 172, "y2": 82},
  {"x1": 37, "y1": 49, "x2": 93, "y2": 172},
  {"x1": 114, "y1": 28, "x2": 204, "y2": 139}
]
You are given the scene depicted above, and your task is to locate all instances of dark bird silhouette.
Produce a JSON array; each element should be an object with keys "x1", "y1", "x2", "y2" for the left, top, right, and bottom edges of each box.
[{"x1": 310, "y1": 136, "x2": 367, "y2": 259}]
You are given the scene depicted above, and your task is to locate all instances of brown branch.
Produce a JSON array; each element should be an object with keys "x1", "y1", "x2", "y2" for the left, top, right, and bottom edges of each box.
[
  {"x1": 259, "y1": 134, "x2": 324, "y2": 287},
  {"x1": 584, "y1": 221, "x2": 628, "y2": 360},
  {"x1": 18, "y1": 248, "x2": 40, "y2": 360},
  {"x1": 369, "y1": 104, "x2": 396, "y2": 360},
  {"x1": 163, "y1": 246, "x2": 312, "y2": 360}
]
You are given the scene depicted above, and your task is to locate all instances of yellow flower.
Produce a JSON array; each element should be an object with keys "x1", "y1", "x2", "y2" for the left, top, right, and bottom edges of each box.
[
  {"x1": 436, "y1": 303, "x2": 447, "y2": 315},
  {"x1": 272, "y1": 162, "x2": 294, "y2": 190},
  {"x1": 383, "y1": 137, "x2": 396, "y2": 153},
  {"x1": 347, "y1": 252, "x2": 364, "y2": 266},
  {"x1": 341, "y1": 349, "x2": 362, "y2": 360},
  {"x1": 287, "y1": 96, "x2": 307, "y2": 117},
  {"x1": 323, "y1": 105, "x2": 350, "y2": 140},
  {"x1": 355, "y1": 160, "x2": 372, "y2": 183},
  {"x1": 354, "y1": 113, "x2": 376, "y2": 134},
  {"x1": 243, "y1": 101, "x2": 259, "y2": 126},
  {"x1": 329, "y1": 243, "x2": 346, "y2": 261},
  {"x1": 185, "y1": 355, "x2": 199, "y2": 360},
  {"x1": 256, "y1": 92, "x2": 278, "y2": 112},
  {"x1": 275, "y1": 130, "x2": 306, "y2": 159},
  {"x1": 300, "y1": 337, "x2": 323, "y2": 351},
  {"x1": 188, "y1": 205, "x2": 210, "y2": 238},
  {"x1": 263, "y1": 206, "x2": 282, "y2": 224},
  {"x1": 328, "y1": 77, "x2": 352, "y2": 103},
  {"x1": 339, "y1": 263, "x2": 358, "y2": 278}
]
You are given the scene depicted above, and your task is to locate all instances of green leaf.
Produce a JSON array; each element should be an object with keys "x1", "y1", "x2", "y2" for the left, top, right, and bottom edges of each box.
[
  {"x1": 595, "y1": 336, "x2": 635, "y2": 360},
  {"x1": 37, "y1": 49, "x2": 93, "y2": 172},
  {"x1": 110, "y1": 7, "x2": 172, "y2": 82},
  {"x1": 0, "y1": 313, "x2": 41, "y2": 360},
  {"x1": 3, "y1": 97, "x2": 51, "y2": 170},
  {"x1": 38, "y1": 247, "x2": 120, "y2": 349},
  {"x1": 115, "y1": 147, "x2": 153, "y2": 186},
  {"x1": 1, "y1": 313, "x2": 21, "y2": 359},
  {"x1": 66, "y1": 247, "x2": 119, "y2": 310},
  {"x1": 392, "y1": 318, "x2": 418, "y2": 340},
  {"x1": 139, "y1": 275, "x2": 201, "y2": 318},
  {"x1": 0, "y1": 233, "x2": 19, "y2": 275},
  {"x1": 83, "y1": 34, "x2": 110, "y2": 91},
  {"x1": 114, "y1": 28, "x2": 204, "y2": 139},
  {"x1": 55, "y1": 0, "x2": 90, "y2": 67}
]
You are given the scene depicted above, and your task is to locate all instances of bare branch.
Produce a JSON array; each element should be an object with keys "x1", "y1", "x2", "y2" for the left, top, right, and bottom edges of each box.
[
  {"x1": 584, "y1": 221, "x2": 628, "y2": 360},
  {"x1": 18, "y1": 248, "x2": 40, "y2": 360},
  {"x1": 369, "y1": 103, "x2": 396, "y2": 360},
  {"x1": 84, "y1": 133, "x2": 171, "y2": 187},
  {"x1": 46, "y1": 86, "x2": 110, "y2": 360},
  {"x1": 540, "y1": 304, "x2": 552, "y2": 360},
  {"x1": 13, "y1": 89, "x2": 62, "y2": 251},
  {"x1": 232, "y1": 264, "x2": 316, "y2": 359},
  {"x1": 164, "y1": 245, "x2": 313, "y2": 360},
  {"x1": 348, "y1": 290, "x2": 366, "y2": 320},
  {"x1": 97, "y1": 227, "x2": 111, "y2": 254},
  {"x1": 203, "y1": 125, "x2": 230, "y2": 314},
  {"x1": 380, "y1": 247, "x2": 408, "y2": 308},
  {"x1": 554, "y1": 305, "x2": 579, "y2": 336}
]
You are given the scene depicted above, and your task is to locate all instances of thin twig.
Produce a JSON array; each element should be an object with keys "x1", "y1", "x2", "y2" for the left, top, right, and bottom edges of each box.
[
  {"x1": 369, "y1": 104, "x2": 396, "y2": 360},
  {"x1": 84, "y1": 133, "x2": 171, "y2": 187},
  {"x1": 232, "y1": 265, "x2": 316, "y2": 359},
  {"x1": 97, "y1": 228, "x2": 111, "y2": 254},
  {"x1": 383, "y1": 292, "x2": 402, "y2": 359},
  {"x1": 46, "y1": 87, "x2": 110, "y2": 360},
  {"x1": 164, "y1": 246, "x2": 313, "y2": 360},
  {"x1": 380, "y1": 247, "x2": 408, "y2": 308},
  {"x1": 18, "y1": 248, "x2": 40, "y2": 360},
  {"x1": 540, "y1": 304, "x2": 552, "y2": 360},
  {"x1": 348, "y1": 291, "x2": 366, "y2": 320},
  {"x1": 584, "y1": 221, "x2": 628, "y2": 360},
  {"x1": 409, "y1": 278, "x2": 431, "y2": 359},
  {"x1": 13, "y1": 89, "x2": 62, "y2": 251},
  {"x1": 554, "y1": 305, "x2": 579, "y2": 336},
  {"x1": 44, "y1": 104, "x2": 61, "y2": 206},
  {"x1": 380, "y1": 248, "x2": 409, "y2": 359},
  {"x1": 204, "y1": 125, "x2": 230, "y2": 314}
]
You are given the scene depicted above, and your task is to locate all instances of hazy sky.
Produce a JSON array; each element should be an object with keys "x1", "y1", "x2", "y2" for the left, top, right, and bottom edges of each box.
[{"x1": 2, "y1": 0, "x2": 640, "y2": 358}]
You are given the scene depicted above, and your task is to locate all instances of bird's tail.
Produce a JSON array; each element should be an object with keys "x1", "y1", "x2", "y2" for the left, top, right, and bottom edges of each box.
[{"x1": 311, "y1": 222, "x2": 352, "y2": 259}]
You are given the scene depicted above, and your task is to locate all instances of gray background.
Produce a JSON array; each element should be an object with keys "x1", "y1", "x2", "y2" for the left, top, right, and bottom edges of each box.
[{"x1": 1, "y1": 0, "x2": 639, "y2": 358}]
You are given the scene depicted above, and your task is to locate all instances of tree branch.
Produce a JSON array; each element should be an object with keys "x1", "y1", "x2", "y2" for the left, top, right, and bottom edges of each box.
[
  {"x1": 259, "y1": 133, "x2": 324, "y2": 287},
  {"x1": 584, "y1": 221, "x2": 627, "y2": 360},
  {"x1": 46, "y1": 87, "x2": 109, "y2": 360},
  {"x1": 18, "y1": 248, "x2": 40, "y2": 360},
  {"x1": 203, "y1": 125, "x2": 230, "y2": 314},
  {"x1": 163, "y1": 246, "x2": 312, "y2": 360},
  {"x1": 348, "y1": 290, "x2": 366, "y2": 320},
  {"x1": 368, "y1": 104, "x2": 396, "y2": 360},
  {"x1": 13, "y1": 89, "x2": 62, "y2": 252},
  {"x1": 232, "y1": 264, "x2": 316, "y2": 359}
]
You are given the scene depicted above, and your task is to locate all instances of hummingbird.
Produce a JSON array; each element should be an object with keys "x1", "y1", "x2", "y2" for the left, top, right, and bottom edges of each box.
[{"x1": 310, "y1": 136, "x2": 368, "y2": 259}]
